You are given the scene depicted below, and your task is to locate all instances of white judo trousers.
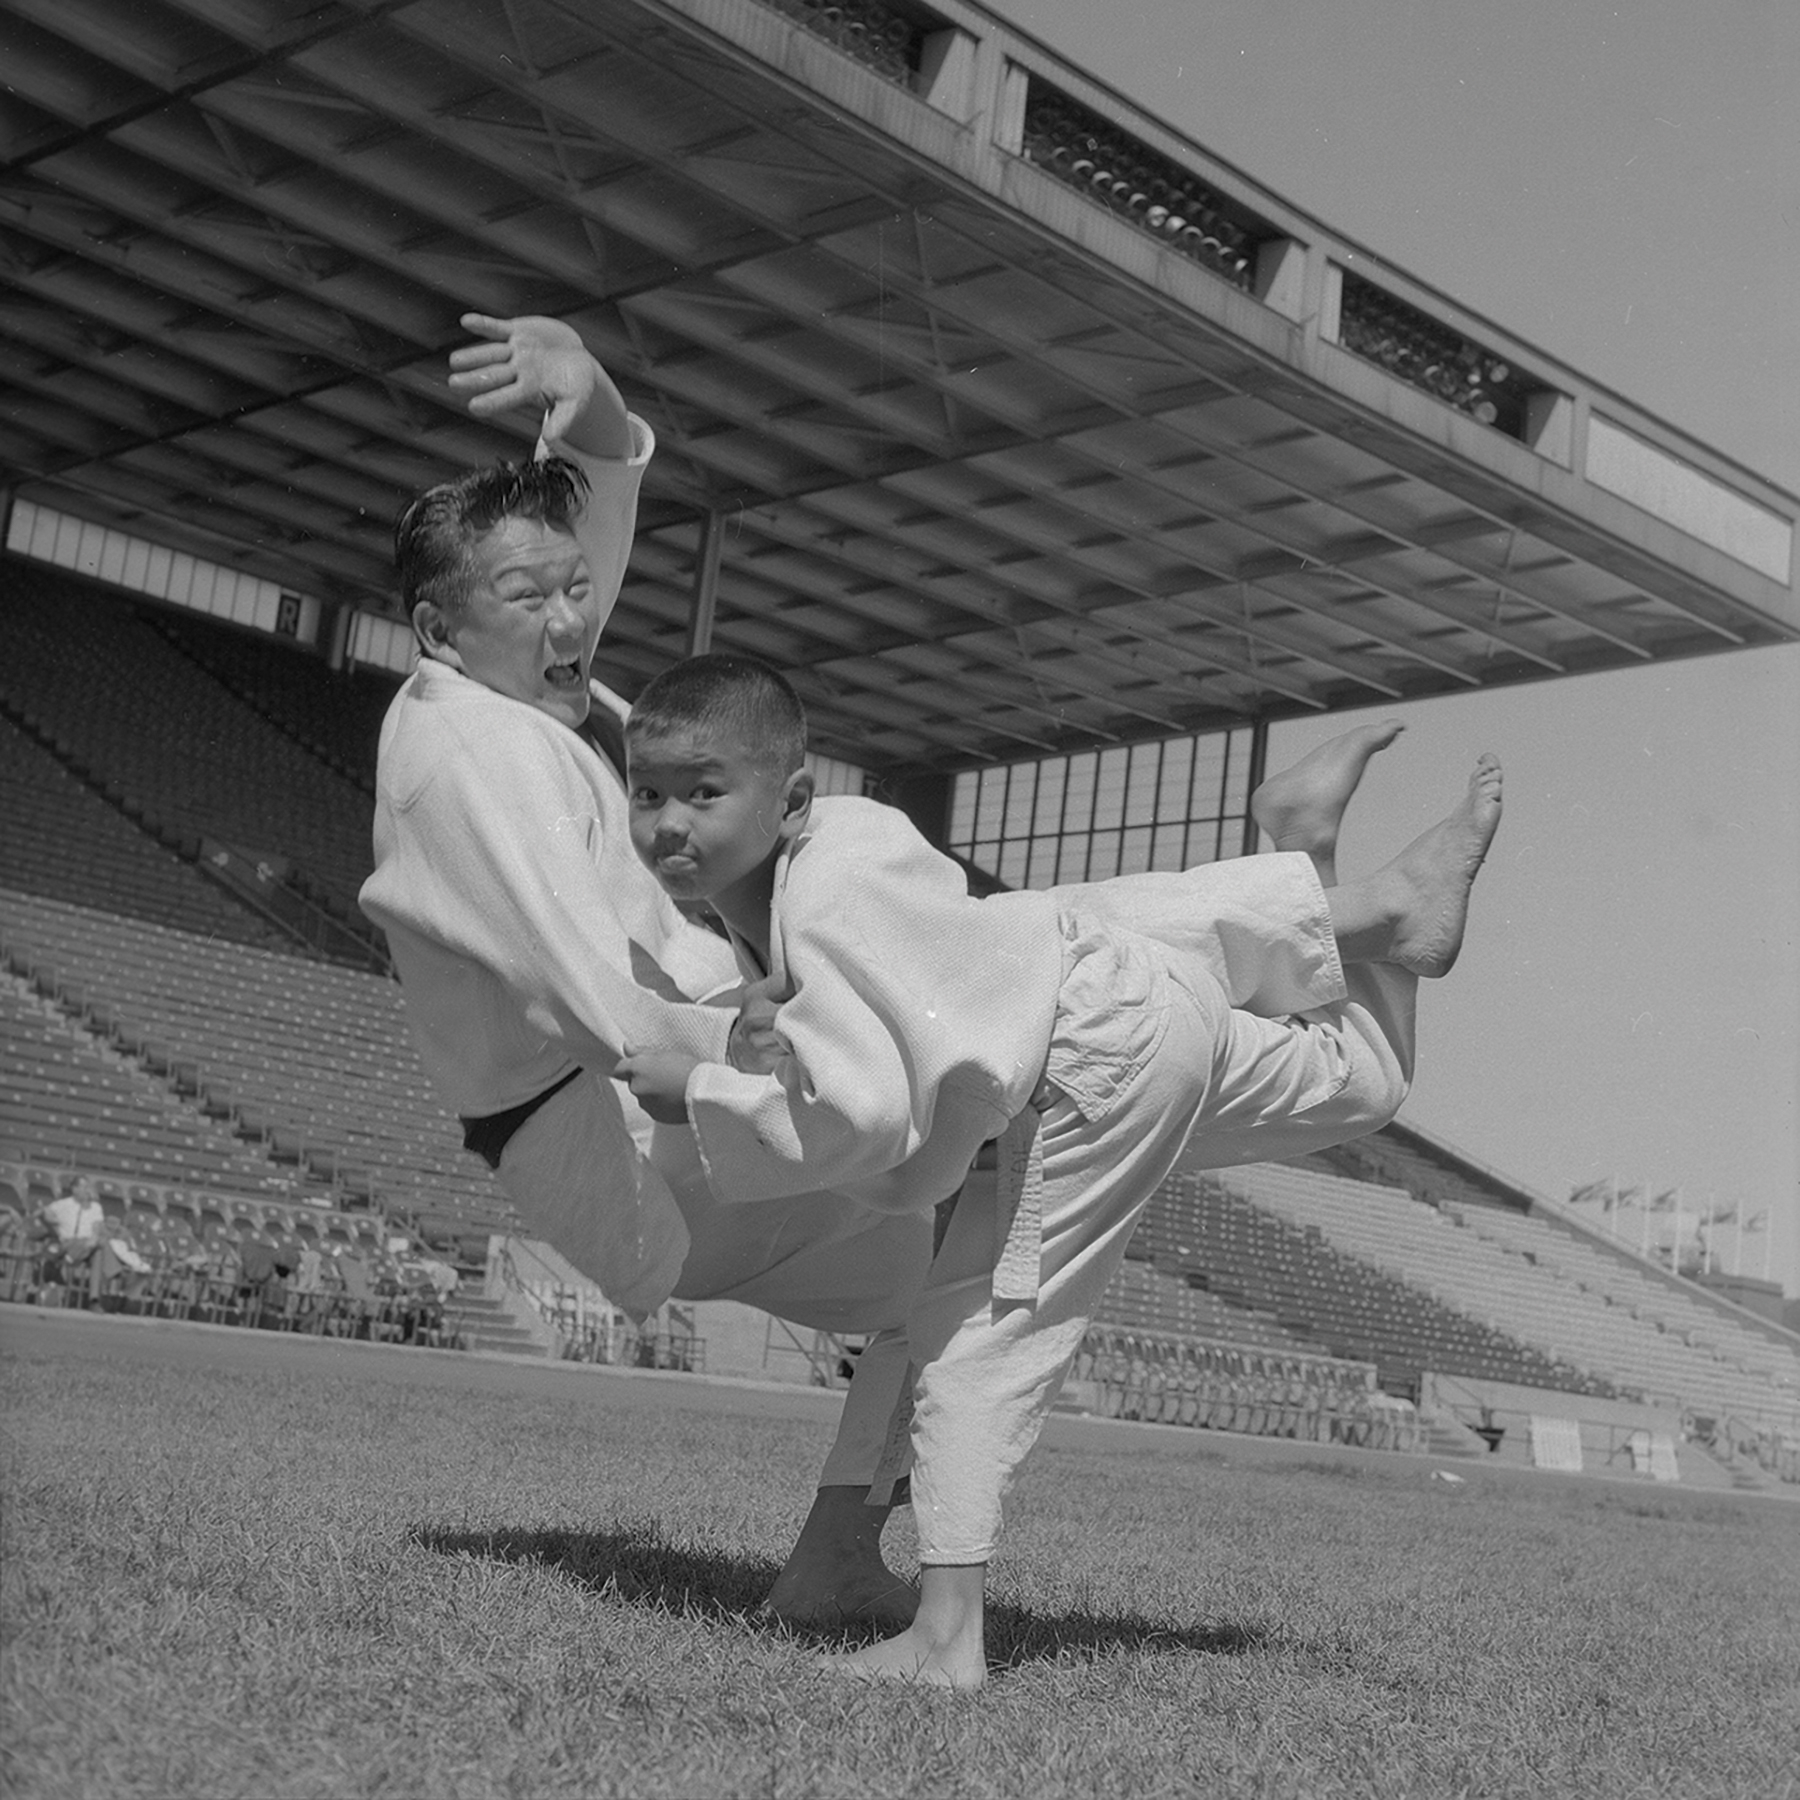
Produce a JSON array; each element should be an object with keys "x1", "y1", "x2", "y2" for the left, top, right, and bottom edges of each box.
[
  {"x1": 903, "y1": 919, "x2": 1414, "y2": 1562},
  {"x1": 810, "y1": 858, "x2": 1417, "y2": 1537}
]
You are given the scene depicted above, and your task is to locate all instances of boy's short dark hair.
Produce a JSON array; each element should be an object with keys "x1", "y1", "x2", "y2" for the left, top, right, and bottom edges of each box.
[
  {"x1": 394, "y1": 456, "x2": 592, "y2": 618},
  {"x1": 628, "y1": 653, "x2": 807, "y2": 776}
]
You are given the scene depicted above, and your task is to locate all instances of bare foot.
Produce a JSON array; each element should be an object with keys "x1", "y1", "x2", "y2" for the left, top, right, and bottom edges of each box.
[
  {"x1": 762, "y1": 1571, "x2": 919, "y2": 1632},
  {"x1": 816, "y1": 1623, "x2": 987, "y2": 1690},
  {"x1": 1383, "y1": 754, "x2": 1503, "y2": 978},
  {"x1": 1251, "y1": 720, "x2": 1405, "y2": 862},
  {"x1": 760, "y1": 1486, "x2": 919, "y2": 1632}
]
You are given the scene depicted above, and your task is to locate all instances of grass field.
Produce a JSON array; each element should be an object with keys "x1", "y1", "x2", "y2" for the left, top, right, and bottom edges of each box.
[{"x1": 3, "y1": 1308, "x2": 1796, "y2": 1800}]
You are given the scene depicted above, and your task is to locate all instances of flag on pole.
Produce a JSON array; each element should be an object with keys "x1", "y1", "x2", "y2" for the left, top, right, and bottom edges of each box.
[
  {"x1": 1567, "y1": 1179, "x2": 1609, "y2": 1207},
  {"x1": 1742, "y1": 1210, "x2": 1769, "y2": 1232},
  {"x1": 1647, "y1": 1188, "x2": 1678, "y2": 1213}
]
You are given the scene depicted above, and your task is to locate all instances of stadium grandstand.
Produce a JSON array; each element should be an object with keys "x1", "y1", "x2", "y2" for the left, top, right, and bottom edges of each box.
[{"x1": 3, "y1": 0, "x2": 1797, "y2": 1490}]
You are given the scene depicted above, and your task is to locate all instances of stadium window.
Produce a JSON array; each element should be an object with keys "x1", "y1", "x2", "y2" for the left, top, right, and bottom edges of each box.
[
  {"x1": 804, "y1": 752, "x2": 869, "y2": 797},
  {"x1": 1031, "y1": 759, "x2": 1066, "y2": 836},
  {"x1": 1060, "y1": 752, "x2": 1098, "y2": 836},
  {"x1": 1123, "y1": 743, "x2": 1159, "y2": 828},
  {"x1": 947, "y1": 724, "x2": 1255, "y2": 890},
  {"x1": 1053, "y1": 835, "x2": 1089, "y2": 884}
]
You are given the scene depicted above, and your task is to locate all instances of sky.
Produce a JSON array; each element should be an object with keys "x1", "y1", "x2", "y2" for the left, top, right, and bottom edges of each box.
[{"x1": 983, "y1": 0, "x2": 1800, "y2": 1297}]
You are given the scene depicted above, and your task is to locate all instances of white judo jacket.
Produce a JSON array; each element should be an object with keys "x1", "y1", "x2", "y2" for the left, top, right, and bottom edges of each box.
[{"x1": 687, "y1": 797, "x2": 1066, "y2": 1215}]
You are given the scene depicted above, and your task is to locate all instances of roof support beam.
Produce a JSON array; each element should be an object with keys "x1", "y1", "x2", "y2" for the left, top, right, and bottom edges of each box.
[{"x1": 685, "y1": 508, "x2": 724, "y2": 657}]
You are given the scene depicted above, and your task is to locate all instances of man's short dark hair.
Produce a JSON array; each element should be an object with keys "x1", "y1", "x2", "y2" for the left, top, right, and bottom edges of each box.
[
  {"x1": 627, "y1": 653, "x2": 808, "y2": 776},
  {"x1": 394, "y1": 456, "x2": 592, "y2": 618}
]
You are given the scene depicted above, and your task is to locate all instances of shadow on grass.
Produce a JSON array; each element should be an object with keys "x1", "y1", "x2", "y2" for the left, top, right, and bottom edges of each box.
[
  {"x1": 987, "y1": 1602, "x2": 1270, "y2": 1674},
  {"x1": 412, "y1": 1521, "x2": 1272, "y2": 1671},
  {"x1": 413, "y1": 1521, "x2": 778, "y2": 1621}
]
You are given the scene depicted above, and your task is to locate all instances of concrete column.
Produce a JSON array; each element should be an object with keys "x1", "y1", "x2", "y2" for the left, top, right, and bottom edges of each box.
[
  {"x1": 685, "y1": 509, "x2": 724, "y2": 657},
  {"x1": 1239, "y1": 717, "x2": 1269, "y2": 856}
]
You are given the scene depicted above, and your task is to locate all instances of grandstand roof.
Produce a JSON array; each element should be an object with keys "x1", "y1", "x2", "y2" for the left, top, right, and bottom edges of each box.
[{"x1": 3, "y1": 0, "x2": 1796, "y2": 773}]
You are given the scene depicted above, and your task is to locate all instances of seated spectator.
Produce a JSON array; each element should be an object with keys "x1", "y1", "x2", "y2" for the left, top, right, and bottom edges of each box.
[
  {"x1": 418, "y1": 1254, "x2": 459, "y2": 1301},
  {"x1": 95, "y1": 1221, "x2": 154, "y2": 1311},
  {"x1": 334, "y1": 1252, "x2": 390, "y2": 1339},
  {"x1": 152, "y1": 1224, "x2": 208, "y2": 1317},
  {"x1": 0, "y1": 1206, "x2": 33, "y2": 1302},
  {"x1": 236, "y1": 1234, "x2": 299, "y2": 1325},
  {"x1": 237, "y1": 1234, "x2": 279, "y2": 1294},
  {"x1": 34, "y1": 1176, "x2": 105, "y2": 1302},
  {"x1": 292, "y1": 1242, "x2": 324, "y2": 1294}
]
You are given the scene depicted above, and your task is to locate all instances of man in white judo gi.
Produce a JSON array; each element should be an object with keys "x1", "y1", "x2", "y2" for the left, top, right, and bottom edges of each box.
[{"x1": 360, "y1": 312, "x2": 1483, "y2": 1634}]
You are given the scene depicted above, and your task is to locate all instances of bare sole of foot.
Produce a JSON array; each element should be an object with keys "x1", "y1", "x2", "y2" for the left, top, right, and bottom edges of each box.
[
  {"x1": 1387, "y1": 753, "x2": 1503, "y2": 978},
  {"x1": 815, "y1": 1631, "x2": 986, "y2": 1690},
  {"x1": 1250, "y1": 719, "x2": 1405, "y2": 858}
]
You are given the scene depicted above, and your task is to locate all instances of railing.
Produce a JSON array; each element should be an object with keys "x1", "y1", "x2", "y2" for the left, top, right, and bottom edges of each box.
[
  {"x1": 757, "y1": 0, "x2": 921, "y2": 84},
  {"x1": 1019, "y1": 80, "x2": 1268, "y2": 290},
  {"x1": 196, "y1": 839, "x2": 392, "y2": 974},
  {"x1": 762, "y1": 1315, "x2": 858, "y2": 1387},
  {"x1": 1336, "y1": 273, "x2": 1550, "y2": 440},
  {"x1": 1686, "y1": 1407, "x2": 1800, "y2": 1485},
  {"x1": 563, "y1": 1319, "x2": 706, "y2": 1372},
  {"x1": 490, "y1": 1236, "x2": 707, "y2": 1371},
  {"x1": 490, "y1": 1234, "x2": 582, "y2": 1352}
]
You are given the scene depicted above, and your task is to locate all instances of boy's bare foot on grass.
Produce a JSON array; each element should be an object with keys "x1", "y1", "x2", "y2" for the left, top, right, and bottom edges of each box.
[
  {"x1": 1251, "y1": 719, "x2": 1405, "y2": 863},
  {"x1": 1380, "y1": 753, "x2": 1503, "y2": 978},
  {"x1": 815, "y1": 1564, "x2": 987, "y2": 1688},
  {"x1": 816, "y1": 1621, "x2": 987, "y2": 1690}
]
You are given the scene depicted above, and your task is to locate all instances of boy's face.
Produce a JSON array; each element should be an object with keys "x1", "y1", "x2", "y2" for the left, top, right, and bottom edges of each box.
[
  {"x1": 627, "y1": 724, "x2": 806, "y2": 908},
  {"x1": 421, "y1": 515, "x2": 599, "y2": 729}
]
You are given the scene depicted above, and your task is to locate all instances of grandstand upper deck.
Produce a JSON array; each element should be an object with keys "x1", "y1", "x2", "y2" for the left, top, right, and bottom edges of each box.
[
  {"x1": 0, "y1": 710, "x2": 290, "y2": 952},
  {"x1": 0, "y1": 0, "x2": 1791, "y2": 775}
]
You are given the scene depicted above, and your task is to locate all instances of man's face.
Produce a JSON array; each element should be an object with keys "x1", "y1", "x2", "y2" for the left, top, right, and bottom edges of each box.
[
  {"x1": 434, "y1": 516, "x2": 600, "y2": 728},
  {"x1": 626, "y1": 724, "x2": 797, "y2": 908}
]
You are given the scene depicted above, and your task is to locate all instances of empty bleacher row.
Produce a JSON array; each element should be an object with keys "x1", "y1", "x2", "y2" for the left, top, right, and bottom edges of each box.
[
  {"x1": 1, "y1": 887, "x2": 516, "y2": 1237},
  {"x1": 1, "y1": 561, "x2": 379, "y2": 929},
  {"x1": 2, "y1": 976, "x2": 285, "y2": 1194},
  {"x1": 1214, "y1": 1161, "x2": 1800, "y2": 1435},
  {"x1": 1122, "y1": 1165, "x2": 1612, "y2": 1401},
  {"x1": 151, "y1": 609, "x2": 394, "y2": 797},
  {"x1": 1, "y1": 715, "x2": 291, "y2": 952},
  {"x1": 1096, "y1": 1255, "x2": 1319, "y2": 1353},
  {"x1": 1446, "y1": 1202, "x2": 1800, "y2": 1425}
]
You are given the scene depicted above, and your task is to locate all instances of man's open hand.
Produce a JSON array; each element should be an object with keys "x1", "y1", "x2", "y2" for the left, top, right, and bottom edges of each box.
[{"x1": 447, "y1": 313, "x2": 630, "y2": 454}]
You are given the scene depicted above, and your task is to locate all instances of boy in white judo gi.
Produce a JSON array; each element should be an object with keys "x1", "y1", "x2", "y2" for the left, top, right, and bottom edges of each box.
[{"x1": 617, "y1": 654, "x2": 1502, "y2": 1686}]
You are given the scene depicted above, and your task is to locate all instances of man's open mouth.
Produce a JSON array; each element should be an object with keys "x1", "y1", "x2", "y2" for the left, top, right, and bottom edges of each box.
[{"x1": 544, "y1": 659, "x2": 583, "y2": 688}]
